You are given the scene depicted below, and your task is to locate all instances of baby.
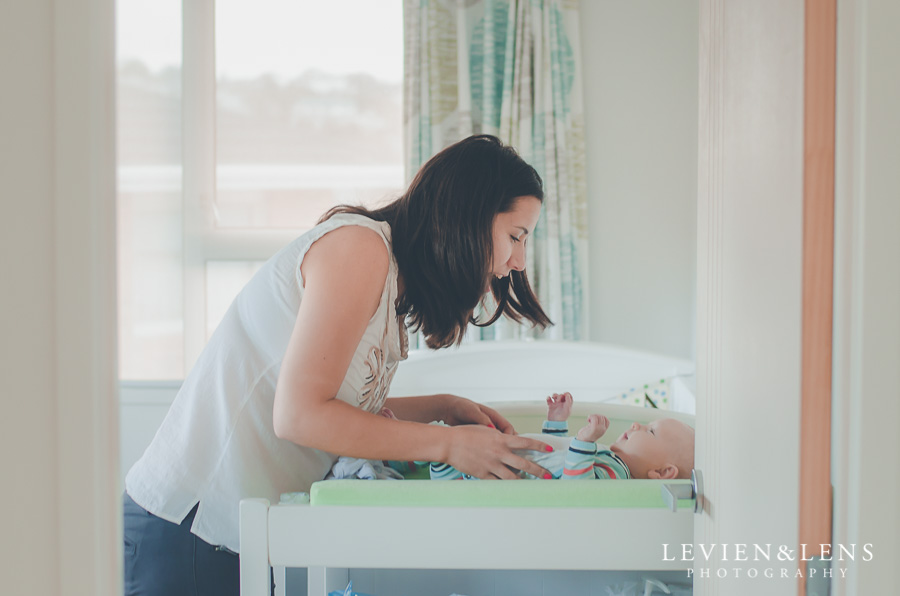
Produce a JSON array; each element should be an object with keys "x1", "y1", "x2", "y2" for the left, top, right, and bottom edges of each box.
[{"x1": 428, "y1": 392, "x2": 694, "y2": 481}]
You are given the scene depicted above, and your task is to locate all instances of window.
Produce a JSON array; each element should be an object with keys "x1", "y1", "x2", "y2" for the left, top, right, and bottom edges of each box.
[{"x1": 117, "y1": 0, "x2": 404, "y2": 379}]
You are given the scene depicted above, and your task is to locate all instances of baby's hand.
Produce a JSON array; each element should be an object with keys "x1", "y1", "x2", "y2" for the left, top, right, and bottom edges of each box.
[
  {"x1": 546, "y1": 392, "x2": 573, "y2": 422},
  {"x1": 575, "y1": 414, "x2": 609, "y2": 443}
]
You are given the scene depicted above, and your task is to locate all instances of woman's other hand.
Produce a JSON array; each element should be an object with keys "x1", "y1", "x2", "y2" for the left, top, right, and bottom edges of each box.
[
  {"x1": 444, "y1": 425, "x2": 553, "y2": 480},
  {"x1": 443, "y1": 395, "x2": 517, "y2": 434}
]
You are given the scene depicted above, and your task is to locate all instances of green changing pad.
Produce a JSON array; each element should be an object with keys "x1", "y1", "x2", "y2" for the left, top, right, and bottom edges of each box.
[{"x1": 310, "y1": 478, "x2": 694, "y2": 509}]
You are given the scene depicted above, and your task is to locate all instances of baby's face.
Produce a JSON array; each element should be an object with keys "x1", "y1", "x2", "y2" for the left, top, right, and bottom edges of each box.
[{"x1": 609, "y1": 418, "x2": 694, "y2": 478}]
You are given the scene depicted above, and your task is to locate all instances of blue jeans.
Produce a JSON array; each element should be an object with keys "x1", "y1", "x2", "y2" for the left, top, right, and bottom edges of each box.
[{"x1": 123, "y1": 492, "x2": 273, "y2": 596}]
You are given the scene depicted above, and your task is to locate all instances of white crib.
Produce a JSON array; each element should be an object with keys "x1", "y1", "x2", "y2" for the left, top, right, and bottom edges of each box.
[{"x1": 239, "y1": 341, "x2": 699, "y2": 596}]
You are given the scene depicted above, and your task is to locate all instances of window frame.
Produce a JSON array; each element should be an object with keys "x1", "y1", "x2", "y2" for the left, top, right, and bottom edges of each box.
[{"x1": 182, "y1": 0, "x2": 307, "y2": 369}]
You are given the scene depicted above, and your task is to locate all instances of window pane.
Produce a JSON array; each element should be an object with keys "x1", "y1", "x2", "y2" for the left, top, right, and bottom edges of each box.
[
  {"x1": 215, "y1": 0, "x2": 404, "y2": 229},
  {"x1": 116, "y1": 0, "x2": 184, "y2": 380}
]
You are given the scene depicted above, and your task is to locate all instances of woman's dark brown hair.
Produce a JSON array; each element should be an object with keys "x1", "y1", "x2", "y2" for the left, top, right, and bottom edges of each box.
[{"x1": 320, "y1": 135, "x2": 552, "y2": 348}]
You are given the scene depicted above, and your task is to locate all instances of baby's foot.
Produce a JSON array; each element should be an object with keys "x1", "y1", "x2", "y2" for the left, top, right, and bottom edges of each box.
[
  {"x1": 380, "y1": 407, "x2": 397, "y2": 420},
  {"x1": 546, "y1": 392, "x2": 573, "y2": 422},
  {"x1": 576, "y1": 414, "x2": 610, "y2": 443}
]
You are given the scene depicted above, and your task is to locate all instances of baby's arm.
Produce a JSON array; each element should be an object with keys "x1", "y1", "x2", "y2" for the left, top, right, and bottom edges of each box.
[
  {"x1": 543, "y1": 392, "x2": 573, "y2": 437},
  {"x1": 575, "y1": 414, "x2": 609, "y2": 443},
  {"x1": 562, "y1": 414, "x2": 611, "y2": 480},
  {"x1": 542, "y1": 419, "x2": 568, "y2": 437}
]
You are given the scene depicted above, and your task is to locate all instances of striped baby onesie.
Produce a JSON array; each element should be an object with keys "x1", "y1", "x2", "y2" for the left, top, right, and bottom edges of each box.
[{"x1": 429, "y1": 420, "x2": 632, "y2": 480}]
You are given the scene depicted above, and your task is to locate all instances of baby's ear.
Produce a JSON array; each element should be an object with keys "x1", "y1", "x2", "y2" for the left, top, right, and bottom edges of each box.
[{"x1": 647, "y1": 464, "x2": 679, "y2": 480}]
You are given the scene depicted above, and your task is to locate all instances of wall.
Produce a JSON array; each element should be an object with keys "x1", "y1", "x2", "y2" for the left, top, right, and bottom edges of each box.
[
  {"x1": 832, "y1": 0, "x2": 900, "y2": 592},
  {"x1": 0, "y1": 1, "x2": 120, "y2": 594},
  {"x1": 581, "y1": 1, "x2": 699, "y2": 360},
  {"x1": 0, "y1": 2, "x2": 59, "y2": 594}
]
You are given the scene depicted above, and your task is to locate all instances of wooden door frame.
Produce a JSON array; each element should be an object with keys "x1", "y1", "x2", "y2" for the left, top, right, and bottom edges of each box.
[{"x1": 799, "y1": 3, "x2": 836, "y2": 594}]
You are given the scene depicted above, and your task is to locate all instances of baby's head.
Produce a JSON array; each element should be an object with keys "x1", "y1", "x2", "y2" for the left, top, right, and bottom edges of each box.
[{"x1": 609, "y1": 418, "x2": 694, "y2": 480}]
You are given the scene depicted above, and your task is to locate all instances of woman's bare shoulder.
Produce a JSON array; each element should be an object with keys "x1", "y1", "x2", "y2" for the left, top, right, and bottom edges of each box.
[{"x1": 301, "y1": 223, "x2": 390, "y2": 287}]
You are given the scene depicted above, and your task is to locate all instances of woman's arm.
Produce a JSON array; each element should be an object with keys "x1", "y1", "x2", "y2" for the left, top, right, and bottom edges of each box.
[{"x1": 272, "y1": 225, "x2": 550, "y2": 479}]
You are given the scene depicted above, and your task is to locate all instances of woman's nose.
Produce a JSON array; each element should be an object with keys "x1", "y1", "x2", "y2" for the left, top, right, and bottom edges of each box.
[{"x1": 509, "y1": 244, "x2": 526, "y2": 271}]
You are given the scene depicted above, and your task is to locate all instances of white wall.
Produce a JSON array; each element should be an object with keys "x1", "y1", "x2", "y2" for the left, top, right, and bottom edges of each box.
[
  {"x1": 832, "y1": 0, "x2": 900, "y2": 592},
  {"x1": 580, "y1": 1, "x2": 699, "y2": 360},
  {"x1": 0, "y1": 1, "x2": 120, "y2": 594},
  {"x1": 0, "y1": 3, "x2": 59, "y2": 594}
]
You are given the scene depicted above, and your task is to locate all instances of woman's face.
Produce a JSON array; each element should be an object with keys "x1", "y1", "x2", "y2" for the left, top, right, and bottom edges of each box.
[{"x1": 490, "y1": 195, "x2": 542, "y2": 282}]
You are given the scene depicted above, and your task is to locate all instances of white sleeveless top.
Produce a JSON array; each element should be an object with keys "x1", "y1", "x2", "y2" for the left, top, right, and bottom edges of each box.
[{"x1": 125, "y1": 214, "x2": 408, "y2": 552}]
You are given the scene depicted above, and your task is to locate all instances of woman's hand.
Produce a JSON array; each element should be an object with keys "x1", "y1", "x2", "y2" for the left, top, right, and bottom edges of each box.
[
  {"x1": 444, "y1": 424, "x2": 553, "y2": 480},
  {"x1": 442, "y1": 395, "x2": 517, "y2": 434}
]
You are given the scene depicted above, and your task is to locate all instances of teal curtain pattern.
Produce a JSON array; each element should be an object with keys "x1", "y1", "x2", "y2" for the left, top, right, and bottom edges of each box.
[{"x1": 404, "y1": 0, "x2": 588, "y2": 344}]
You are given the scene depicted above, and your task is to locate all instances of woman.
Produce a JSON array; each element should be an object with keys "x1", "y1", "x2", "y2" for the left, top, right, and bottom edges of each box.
[{"x1": 123, "y1": 135, "x2": 554, "y2": 595}]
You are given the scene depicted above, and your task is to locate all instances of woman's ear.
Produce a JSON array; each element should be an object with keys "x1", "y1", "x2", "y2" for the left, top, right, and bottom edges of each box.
[{"x1": 647, "y1": 464, "x2": 679, "y2": 480}]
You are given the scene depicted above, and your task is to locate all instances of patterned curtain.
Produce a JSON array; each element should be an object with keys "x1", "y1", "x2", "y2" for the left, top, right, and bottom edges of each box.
[{"x1": 404, "y1": 0, "x2": 588, "y2": 346}]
